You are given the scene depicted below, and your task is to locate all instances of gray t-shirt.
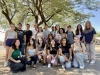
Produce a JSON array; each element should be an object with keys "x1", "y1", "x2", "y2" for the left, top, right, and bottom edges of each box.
[
  {"x1": 43, "y1": 29, "x2": 50, "y2": 40},
  {"x1": 67, "y1": 31, "x2": 74, "y2": 44}
]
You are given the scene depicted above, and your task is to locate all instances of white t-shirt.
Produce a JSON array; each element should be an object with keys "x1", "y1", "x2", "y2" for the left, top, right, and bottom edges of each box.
[
  {"x1": 32, "y1": 28, "x2": 37, "y2": 39},
  {"x1": 36, "y1": 32, "x2": 44, "y2": 39}
]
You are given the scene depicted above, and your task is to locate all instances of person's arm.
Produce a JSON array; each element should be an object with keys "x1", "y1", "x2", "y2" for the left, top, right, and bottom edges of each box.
[
  {"x1": 65, "y1": 33, "x2": 67, "y2": 38},
  {"x1": 91, "y1": 28, "x2": 96, "y2": 44},
  {"x1": 35, "y1": 44, "x2": 38, "y2": 55},
  {"x1": 47, "y1": 49, "x2": 50, "y2": 55},
  {"x1": 26, "y1": 47, "x2": 29, "y2": 57},
  {"x1": 8, "y1": 47, "x2": 21, "y2": 63},
  {"x1": 81, "y1": 43, "x2": 86, "y2": 54},
  {"x1": 30, "y1": 30, "x2": 33, "y2": 39},
  {"x1": 42, "y1": 32, "x2": 44, "y2": 39},
  {"x1": 69, "y1": 48, "x2": 72, "y2": 60},
  {"x1": 15, "y1": 32, "x2": 17, "y2": 38},
  {"x1": 24, "y1": 31, "x2": 26, "y2": 44},
  {"x1": 3, "y1": 31, "x2": 8, "y2": 47},
  {"x1": 59, "y1": 48, "x2": 69, "y2": 62},
  {"x1": 54, "y1": 50, "x2": 58, "y2": 59}
]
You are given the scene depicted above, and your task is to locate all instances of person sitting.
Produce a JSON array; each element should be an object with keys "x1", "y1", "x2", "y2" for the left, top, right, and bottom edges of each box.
[
  {"x1": 59, "y1": 38, "x2": 72, "y2": 69},
  {"x1": 26, "y1": 38, "x2": 38, "y2": 70},
  {"x1": 37, "y1": 38, "x2": 46, "y2": 67},
  {"x1": 47, "y1": 39, "x2": 58, "y2": 68},
  {"x1": 8, "y1": 39, "x2": 26, "y2": 73},
  {"x1": 71, "y1": 36, "x2": 86, "y2": 69}
]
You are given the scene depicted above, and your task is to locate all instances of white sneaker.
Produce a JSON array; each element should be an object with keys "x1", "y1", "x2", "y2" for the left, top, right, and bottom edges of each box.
[
  {"x1": 62, "y1": 65, "x2": 65, "y2": 69},
  {"x1": 4, "y1": 61, "x2": 8, "y2": 67},
  {"x1": 80, "y1": 66, "x2": 84, "y2": 69},
  {"x1": 48, "y1": 64, "x2": 51, "y2": 68},
  {"x1": 86, "y1": 60, "x2": 90, "y2": 63},
  {"x1": 90, "y1": 60, "x2": 95, "y2": 64}
]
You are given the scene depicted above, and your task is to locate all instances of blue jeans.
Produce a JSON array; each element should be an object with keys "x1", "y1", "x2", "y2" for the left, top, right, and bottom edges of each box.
[
  {"x1": 21, "y1": 43, "x2": 25, "y2": 55},
  {"x1": 73, "y1": 53, "x2": 86, "y2": 68},
  {"x1": 31, "y1": 55, "x2": 38, "y2": 65},
  {"x1": 59, "y1": 53, "x2": 71, "y2": 68}
]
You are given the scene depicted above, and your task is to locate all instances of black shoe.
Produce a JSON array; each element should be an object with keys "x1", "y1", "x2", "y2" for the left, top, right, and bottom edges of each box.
[
  {"x1": 43, "y1": 63, "x2": 46, "y2": 67},
  {"x1": 12, "y1": 70, "x2": 19, "y2": 73},
  {"x1": 39, "y1": 60, "x2": 41, "y2": 63}
]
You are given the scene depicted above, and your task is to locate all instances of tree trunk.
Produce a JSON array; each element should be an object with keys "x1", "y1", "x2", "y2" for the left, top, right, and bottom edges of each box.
[
  {"x1": 2, "y1": 10, "x2": 12, "y2": 24},
  {"x1": 35, "y1": 15, "x2": 38, "y2": 24}
]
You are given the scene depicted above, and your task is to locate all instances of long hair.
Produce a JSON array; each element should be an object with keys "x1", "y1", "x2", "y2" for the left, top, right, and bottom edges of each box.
[
  {"x1": 55, "y1": 25, "x2": 60, "y2": 31},
  {"x1": 75, "y1": 24, "x2": 83, "y2": 35},
  {"x1": 84, "y1": 21, "x2": 93, "y2": 31},
  {"x1": 28, "y1": 38, "x2": 36, "y2": 49},
  {"x1": 38, "y1": 38, "x2": 45, "y2": 48},
  {"x1": 47, "y1": 34, "x2": 54, "y2": 45},
  {"x1": 49, "y1": 39, "x2": 57, "y2": 51},
  {"x1": 11, "y1": 38, "x2": 21, "y2": 50},
  {"x1": 35, "y1": 27, "x2": 43, "y2": 36},
  {"x1": 61, "y1": 37, "x2": 70, "y2": 47},
  {"x1": 59, "y1": 28, "x2": 65, "y2": 34}
]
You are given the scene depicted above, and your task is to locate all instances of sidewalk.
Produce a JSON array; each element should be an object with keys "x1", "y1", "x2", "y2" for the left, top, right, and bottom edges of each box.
[{"x1": 0, "y1": 46, "x2": 100, "y2": 75}]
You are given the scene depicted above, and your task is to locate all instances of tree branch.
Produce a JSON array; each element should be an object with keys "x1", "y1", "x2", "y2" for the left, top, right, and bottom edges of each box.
[{"x1": 46, "y1": 9, "x2": 62, "y2": 22}]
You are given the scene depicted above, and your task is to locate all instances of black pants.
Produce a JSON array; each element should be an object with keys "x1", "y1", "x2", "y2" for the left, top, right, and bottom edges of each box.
[{"x1": 9, "y1": 57, "x2": 27, "y2": 73}]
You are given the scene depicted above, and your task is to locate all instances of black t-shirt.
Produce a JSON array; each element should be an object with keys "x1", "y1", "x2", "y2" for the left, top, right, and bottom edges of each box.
[
  {"x1": 48, "y1": 46, "x2": 58, "y2": 54},
  {"x1": 60, "y1": 44, "x2": 71, "y2": 54},
  {"x1": 24, "y1": 30, "x2": 32, "y2": 43},
  {"x1": 17, "y1": 30, "x2": 25, "y2": 43}
]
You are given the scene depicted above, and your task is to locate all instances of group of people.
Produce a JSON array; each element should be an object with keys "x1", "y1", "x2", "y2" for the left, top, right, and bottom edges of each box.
[{"x1": 3, "y1": 21, "x2": 96, "y2": 73}]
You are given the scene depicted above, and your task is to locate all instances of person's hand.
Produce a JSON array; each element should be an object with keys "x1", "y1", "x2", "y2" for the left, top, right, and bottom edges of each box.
[
  {"x1": 3, "y1": 42, "x2": 6, "y2": 48},
  {"x1": 91, "y1": 40, "x2": 94, "y2": 44},
  {"x1": 65, "y1": 58, "x2": 70, "y2": 62},
  {"x1": 16, "y1": 60, "x2": 21, "y2": 63}
]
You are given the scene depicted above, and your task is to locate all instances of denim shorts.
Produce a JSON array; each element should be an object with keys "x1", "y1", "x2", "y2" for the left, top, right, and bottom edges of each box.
[{"x1": 6, "y1": 39, "x2": 15, "y2": 47}]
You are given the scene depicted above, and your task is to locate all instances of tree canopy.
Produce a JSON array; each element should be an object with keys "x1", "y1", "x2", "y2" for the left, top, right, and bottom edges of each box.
[{"x1": 0, "y1": 0, "x2": 100, "y2": 29}]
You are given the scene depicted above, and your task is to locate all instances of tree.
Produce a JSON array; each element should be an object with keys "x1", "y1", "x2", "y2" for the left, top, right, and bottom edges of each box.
[{"x1": 0, "y1": 0, "x2": 100, "y2": 29}]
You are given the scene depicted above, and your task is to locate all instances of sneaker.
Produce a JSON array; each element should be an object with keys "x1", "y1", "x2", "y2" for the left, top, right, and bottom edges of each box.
[
  {"x1": 86, "y1": 60, "x2": 90, "y2": 63},
  {"x1": 4, "y1": 61, "x2": 8, "y2": 67},
  {"x1": 80, "y1": 66, "x2": 84, "y2": 69},
  {"x1": 43, "y1": 63, "x2": 46, "y2": 67},
  {"x1": 90, "y1": 60, "x2": 95, "y2": 64},
  {"x1": 48, "y1": 64, "x2": 51, "y2": 68},
  {"x1": 62, "y1": 65, "x2": 65, "y2": 69}
]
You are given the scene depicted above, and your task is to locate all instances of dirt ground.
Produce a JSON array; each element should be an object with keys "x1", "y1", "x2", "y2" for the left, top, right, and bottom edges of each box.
[{"x1": 0, "y1": 46, "x2": 100, "y2": 75}]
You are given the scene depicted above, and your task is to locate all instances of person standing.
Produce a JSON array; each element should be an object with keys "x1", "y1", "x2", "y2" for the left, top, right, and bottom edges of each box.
[
  {"x1": 75, "y1": 24, "x2": 83, "y2": 42},
  {"x1": 3, "y1": 23, "x2": 17, "y2": 67},
  {"x1": 63, "y1": 24, "x2": 67, "y2": 32},
  {"x1": 55, "y1": 25, "x2": 60, "y2": 41},
  {"x1": 50, "y1": 26, "x2": 55, "y2": 37},
  {"x1": 83, "y1": 21, "x2": 96, "y2": 64},
  {"x1": 32, "y1": 24, "x2": 38, "y2": 39},
  {"x1": 66, "y1": 25, "x2": 74, "y2": 44},
  {"x1": 17, "y1": 23, "x2": 26, "y2": 55},
  {"x1": 24, "y1": 24, "x2": 32, "y2": 55},
  {"x1": 35, "y1": 27, "x2": 44, "y2": 41},
  {"x1": 43, "y1": 25, "x2": 50, "y2": 42}
]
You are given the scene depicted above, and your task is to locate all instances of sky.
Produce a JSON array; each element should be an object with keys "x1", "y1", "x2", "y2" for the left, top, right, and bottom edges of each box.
[{"x1": 89, "y1": 10, "x2": 100, "y2": 32}]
